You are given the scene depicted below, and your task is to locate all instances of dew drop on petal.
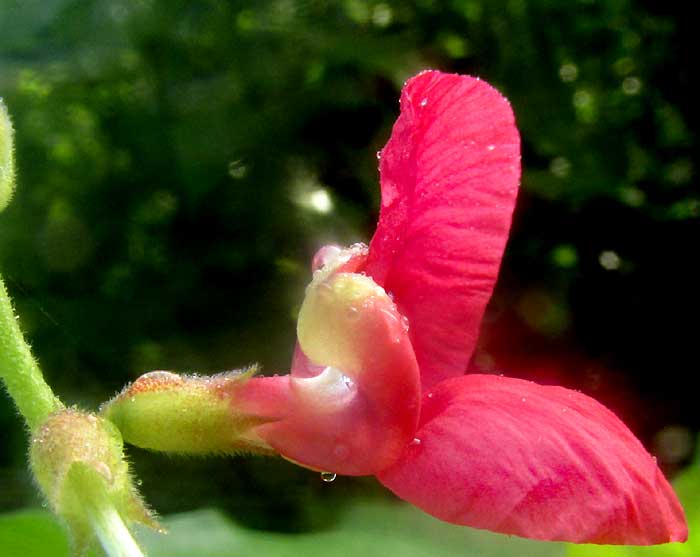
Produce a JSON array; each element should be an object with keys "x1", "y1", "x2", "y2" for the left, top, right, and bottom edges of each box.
[
  {"x1": 334, "y1": 444, "x2": 349, "y2": 459},
  {"x1": 410, "y1": 438, "x2": 421, "y2": 446},
  {"x1": 420, "y1": 98, "x2": 428, "y2": 107},
  {"x1": 349, "y1": 242, "x2": 368, "y2": 251},
  {"x1": 342, "y1": 374, "x2": 355, "y2": 389},
  {"x1": 312, "y1": 245, "x2": 343, "y2": 271},
  {"x1": 321, "y1": 472, "x2": 337, "y2": 483}
]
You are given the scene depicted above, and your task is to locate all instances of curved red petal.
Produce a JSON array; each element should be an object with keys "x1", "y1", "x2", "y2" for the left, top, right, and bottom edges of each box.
[
  {"x1": 233, "y1": 270, "x2": 420, "y2": 476},
  {"x1": 377, "y1": 374, "x2": 687, "y2": 544},
  {"x1": 365, "y1": 71, "x2": 521, "y2": 389}
]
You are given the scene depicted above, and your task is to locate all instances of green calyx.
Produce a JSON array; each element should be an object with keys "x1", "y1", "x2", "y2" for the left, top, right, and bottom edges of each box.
[
  {"x1": 101, "y1": 368, "x2": 274, "y2": 456},
  {"x1": 30, "y1": 409, "x2": 158, "y2": 554},
  {"x1": 0, "y1": 99, "x2": 15, "y2": 213}
]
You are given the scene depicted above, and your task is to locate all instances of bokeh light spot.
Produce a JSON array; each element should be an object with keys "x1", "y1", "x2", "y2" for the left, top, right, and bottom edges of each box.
[
  {"x1": 551, "y1": 244, "x2": 578, "y2": 268},
  {"x1": 621, "y1": 76, "x2": 642, "y2": 95},
  {"x1": 549, "y1": 157, "x2": 571, "y2": 178},
  {"x1": 559, "y1": 63, "x2": 578, "y2": 83},
  {"x1": 598, "y1": 250, "x2": 621, "y2": 271}
]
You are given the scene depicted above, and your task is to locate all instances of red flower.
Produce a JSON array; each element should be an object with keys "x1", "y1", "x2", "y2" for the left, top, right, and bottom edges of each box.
[{"x1": 234, "y1": 70, "x2": 687, "y2": 545}]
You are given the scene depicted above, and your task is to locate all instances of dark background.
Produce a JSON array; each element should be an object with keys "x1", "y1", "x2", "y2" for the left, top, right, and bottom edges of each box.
[{"x1": 1, "y1": 0, "x2": 697, "y2": 533}]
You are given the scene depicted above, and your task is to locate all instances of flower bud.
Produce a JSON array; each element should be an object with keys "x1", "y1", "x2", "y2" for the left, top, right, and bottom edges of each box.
[
  {"x1": 102, "y1": 368, "x2": 275, "y2": 455},
  {"x1": 0, "y1": 99, "x2": 16, "y2": 213},
  {"x1": 30, "y1": 409, "x2": 158, "y2": 553}
]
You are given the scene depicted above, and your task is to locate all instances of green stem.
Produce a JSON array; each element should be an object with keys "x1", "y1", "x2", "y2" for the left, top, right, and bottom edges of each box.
[
  {"x1": 86, "y1": 494, "x2": 145, "y2": 557},
  {"x1": 0, "y1": 274, "x2": 62, "y2": 429}
]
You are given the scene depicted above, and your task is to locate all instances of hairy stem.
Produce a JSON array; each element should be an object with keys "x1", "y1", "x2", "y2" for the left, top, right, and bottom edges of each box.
[
  {"x1": 88, "y1": 497, "x2": 145, "y2": 557},
  {"x1": 0, "y1": 274, "x2": 61, "y2": 429}
]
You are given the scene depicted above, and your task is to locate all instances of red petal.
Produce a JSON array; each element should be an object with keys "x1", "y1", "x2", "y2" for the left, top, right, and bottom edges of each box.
[
  {"x1": 365, "y1": 71, "x2": 521, "y2": 389},
  {"x1": 377, "y1": 374, "x2": 687, "y2": 544}
]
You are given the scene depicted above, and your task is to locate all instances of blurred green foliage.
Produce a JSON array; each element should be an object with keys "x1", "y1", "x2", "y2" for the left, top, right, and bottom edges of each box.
[
  {"x1": 0, "y1": 0, "x2": 697, "y2": 545},
  {"x1": 1, "y1": 497, "x2": 567, "y2": 557}
]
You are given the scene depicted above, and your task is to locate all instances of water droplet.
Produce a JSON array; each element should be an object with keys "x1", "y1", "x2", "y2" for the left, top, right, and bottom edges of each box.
[
  {"x1": 427, "y1": 392, "x2": 434, "y2": 399},
  {"x1": 376, "y1": 151, "x2": 382, "y2": 160},
  {"x1": 420, "y1": 98, "x2": 428, "y2": 107},
  {"x1": 321, "y1": 472, "x2": 337, "y2": 483},
  {"x1": 410, "y1": 438, "x2": 421, "y2": 446},
  {"x1": 349, "y1": 242, "x2": 368, "y2": 251},
  {"x1": 487, "y1": 144, "x2": 495, "y2": 151},
  {"x1": 521, "y1": 397, "x2": 527, "y2": 402},
  {"x1": 347, "y1": 306, "x2": 360, "y2": 320}
]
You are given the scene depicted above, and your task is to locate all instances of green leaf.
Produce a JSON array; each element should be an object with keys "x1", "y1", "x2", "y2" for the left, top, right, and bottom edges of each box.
[
  {"x1": 138, "y1": 499, "x2": 566, "y2": 557},
  {"x1": 0, "y1": 509, "x2": 71, "y2": 557},
  {"x1": 0, "y1": 498, "x2": 567, "y2": 557}
]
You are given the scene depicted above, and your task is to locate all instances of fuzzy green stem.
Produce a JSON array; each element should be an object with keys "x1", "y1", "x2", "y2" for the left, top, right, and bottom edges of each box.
[
  {"x1": 0, "y1": 274, "x2": 62, "y2": 429},
  {"x1": 86, "y1": 494, "x2": 145, "y2": 557}
]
